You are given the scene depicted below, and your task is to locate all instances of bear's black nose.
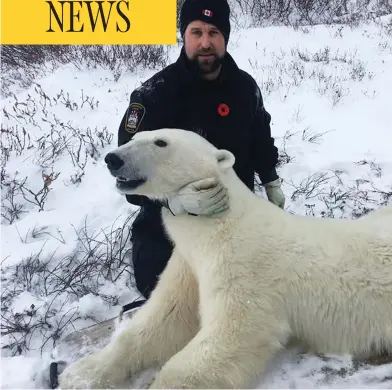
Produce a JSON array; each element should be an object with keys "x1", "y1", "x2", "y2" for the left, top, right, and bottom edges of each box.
[{"x1": 105, "y1": 152, "x2": 124, "y2": 171}]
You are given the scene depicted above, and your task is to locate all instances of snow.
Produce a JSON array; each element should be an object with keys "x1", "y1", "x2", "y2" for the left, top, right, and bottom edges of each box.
[{"x1": 1, "y1": 14, "x2": 392, "y2": 389}]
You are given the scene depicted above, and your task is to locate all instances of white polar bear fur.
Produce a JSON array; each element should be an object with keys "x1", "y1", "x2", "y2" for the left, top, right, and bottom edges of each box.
[{"x1": 60, "y1": 128, "x2": 392, "y2": 389}]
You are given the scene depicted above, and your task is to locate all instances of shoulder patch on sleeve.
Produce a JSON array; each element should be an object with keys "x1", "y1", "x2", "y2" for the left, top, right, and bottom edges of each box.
[{"x1": 125, "y1": 102, "x2": 146, "y2": 134}]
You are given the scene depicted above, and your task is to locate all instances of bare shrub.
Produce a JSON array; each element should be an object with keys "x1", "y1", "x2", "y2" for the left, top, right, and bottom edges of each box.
[
  {"x1": 2, "y1": 85, "x2": 114, "y2": 192},
  {"x1": 277, "y1": 129, "x2": 296, "y2": 167},
  {"x1": 290, "y1": 171, "x2": 333, "y2": 200},
  {"x1": 1, "y1": 170, "x2": 60, "y2": 222},
  {"x1": 1, "y1": 45, "x2": 170, "y2": 97},
  {"x1": 266, "y1": 129, "x2": 391, "y2": 220},
  {"x1": 231, "y1": 0, "x2": 292, "y2": 26},
  {"x1": 1, "y1": 125, "x2": 33, "y2": 165},
  {"x1": 301, "y1": 127, "x2": 333, "y2": 143},
  {"x1": 21, "y1": 171, "x2": 61, "y2": 212},
  {"x1": 229, "y1": 0, "x2": 392, "y2": 28},
  {"x1": 1, "y1": 171, "x2": 27, "y2": 224},
  {"x1": 65, "y1": 45, "x2": 169, "y2": 81},
  {"x1": 288, "y1": 166, "x2": 391, "y2": 219},
  {"x1": 1, "y1": 213, "x2": 136, "y2": 355}
]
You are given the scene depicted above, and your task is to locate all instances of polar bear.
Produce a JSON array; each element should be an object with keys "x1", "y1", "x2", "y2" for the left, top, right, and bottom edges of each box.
[{"x1": 59, "y1": 128, "x2": 392, "y2": 389}]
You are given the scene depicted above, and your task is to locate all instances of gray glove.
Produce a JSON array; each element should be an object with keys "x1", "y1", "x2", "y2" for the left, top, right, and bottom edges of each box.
[
  {"x1": 263, "y1": 178, "x2": 285, "y2": 209},
  {"x1": 167, "y1": 178, "x2": 229, "y2": 216}
]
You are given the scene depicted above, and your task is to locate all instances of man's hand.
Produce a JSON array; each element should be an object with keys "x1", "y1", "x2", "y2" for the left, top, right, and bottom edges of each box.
[
  {"x1": 263, "y1": 178, "x2": 285, "y2": 209},
  {"x1": 166, "y1": 178, "x2": 229, "y2": 216}
]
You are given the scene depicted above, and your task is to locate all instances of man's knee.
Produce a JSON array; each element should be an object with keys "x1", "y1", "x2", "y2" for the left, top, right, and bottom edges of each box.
[{"x1": 131, "y1": 230, "x2": 174, "y2": 299}]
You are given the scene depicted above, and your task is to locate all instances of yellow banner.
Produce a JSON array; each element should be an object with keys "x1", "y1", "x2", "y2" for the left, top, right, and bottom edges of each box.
[{"x1": 1, "y1": 0, "x2": 177, "y2": 44}]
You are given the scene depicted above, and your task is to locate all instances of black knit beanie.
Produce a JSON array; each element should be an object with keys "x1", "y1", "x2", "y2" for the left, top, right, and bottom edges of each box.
[{"x1": 180, "y1": 0, "x2": 231, "y2": 44}]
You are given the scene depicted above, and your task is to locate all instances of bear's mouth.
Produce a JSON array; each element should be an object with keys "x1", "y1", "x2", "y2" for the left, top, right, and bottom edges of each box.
[{"x1": 116, "y1": 176, "x2": 147, "y2": 191}]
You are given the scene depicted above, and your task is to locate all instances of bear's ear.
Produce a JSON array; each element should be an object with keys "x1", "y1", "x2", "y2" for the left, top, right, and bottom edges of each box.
[{"x1": 215, "y1": 149, "x2": 235, "y2": 171}]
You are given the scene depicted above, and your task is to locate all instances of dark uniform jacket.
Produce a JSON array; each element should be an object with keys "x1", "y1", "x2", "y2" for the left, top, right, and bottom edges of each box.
[
  {"x1": 119, "y1": 48, "x2": 279, "y2": 206},
  {"x1": 117, "y1": 48, "x2": 279, "y2": 297}
]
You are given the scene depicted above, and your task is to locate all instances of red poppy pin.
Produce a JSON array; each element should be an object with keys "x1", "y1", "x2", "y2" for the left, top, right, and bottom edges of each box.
[{"x1": 217, "y1": 103, "x2": 230, "y2": 117}]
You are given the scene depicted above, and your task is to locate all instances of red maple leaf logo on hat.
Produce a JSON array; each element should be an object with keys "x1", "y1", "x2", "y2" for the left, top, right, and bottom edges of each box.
[{"x1": 202, "y1": 9, "x2": 213, "y2": 17}]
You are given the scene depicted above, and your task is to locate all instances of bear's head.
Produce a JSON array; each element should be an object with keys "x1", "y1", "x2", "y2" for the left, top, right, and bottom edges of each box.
[{"x1": 104, "y1": 128, "x2": 235, "y2": 199}]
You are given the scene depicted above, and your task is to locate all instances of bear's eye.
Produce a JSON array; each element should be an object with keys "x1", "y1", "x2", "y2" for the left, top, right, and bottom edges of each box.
[{"x1": 154, "y1": 139, "x2": 167, "y2": 147}]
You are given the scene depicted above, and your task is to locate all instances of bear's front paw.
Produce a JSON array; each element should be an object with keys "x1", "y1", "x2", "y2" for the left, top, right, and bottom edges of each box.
[{"x1": 59, "y1": 351, "x2": 123, "y2": 389}]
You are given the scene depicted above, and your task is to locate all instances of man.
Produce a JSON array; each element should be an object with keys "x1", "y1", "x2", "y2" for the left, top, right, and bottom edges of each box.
[{"x1": 117, "y1": 0, "x2": 285, "y2": 300}]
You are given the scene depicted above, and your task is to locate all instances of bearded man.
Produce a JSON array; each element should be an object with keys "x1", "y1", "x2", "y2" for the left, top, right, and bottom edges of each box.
[{"x1": 117, "y1": 0, "x2": 285, "y2": 300}]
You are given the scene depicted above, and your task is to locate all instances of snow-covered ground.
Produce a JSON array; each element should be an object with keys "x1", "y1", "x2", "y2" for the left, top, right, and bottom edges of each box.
[{"x1": 2, "y1": 15, "x2": 392, "y2": 389}]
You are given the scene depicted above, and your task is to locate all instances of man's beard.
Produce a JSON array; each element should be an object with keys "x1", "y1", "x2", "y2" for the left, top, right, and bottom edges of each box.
[{"x1": 187, "y1": 51, "x2": 224, "y2": 76}]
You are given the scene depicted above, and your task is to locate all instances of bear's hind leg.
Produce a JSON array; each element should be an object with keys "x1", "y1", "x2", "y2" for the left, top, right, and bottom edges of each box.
[{"x1": 150, "y1": 324, "x2": 287, "y2": 389}]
